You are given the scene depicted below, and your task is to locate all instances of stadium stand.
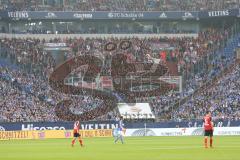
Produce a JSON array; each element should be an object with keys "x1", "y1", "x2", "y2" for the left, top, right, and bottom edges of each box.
[
  {"x1": 0, "y1": 0, "x2": 239, "y2": 11},
  {"x1": 0, "y1": 25, "x2": 239, "y2": 122},
  {"x1": 172, "y1": 61, "x2": 240, "y2": 121}
]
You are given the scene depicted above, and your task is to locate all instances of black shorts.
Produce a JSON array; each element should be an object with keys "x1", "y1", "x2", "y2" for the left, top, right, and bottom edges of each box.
[
  {"x1": 204, "y1": 130, "x2": 213, "y2": 137},
  {"x1": 74, "y1": 133, "x2": 80, "y2": 137}
]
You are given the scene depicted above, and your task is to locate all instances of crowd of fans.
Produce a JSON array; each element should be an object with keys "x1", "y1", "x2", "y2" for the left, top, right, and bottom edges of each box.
[
  {"x1": 0, "y1": 0, "x2": 239, "y2": 11},
  {"x1": 0, "y1": 27, "x2": 230, "y2": 74},
  {"x1": 0, "y1": 64, "x2": 116, "y2": 122},
  {"x1": 0, "y1": 66, "x2": 58, "y2": 122},
  {"x1": 0, "y1": 26, "x2": 239, "y2": 122},
  {"x1": 171, "y1": 63, "x2": 240, "y2": 121}
]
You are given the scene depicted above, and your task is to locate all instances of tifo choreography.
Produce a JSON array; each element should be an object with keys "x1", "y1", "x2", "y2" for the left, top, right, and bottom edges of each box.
[{"x1": 49, "y1": 41, "x2": 174, "y2": 121}]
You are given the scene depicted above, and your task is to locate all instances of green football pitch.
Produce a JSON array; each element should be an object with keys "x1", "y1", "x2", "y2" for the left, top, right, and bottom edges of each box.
[{"x1": 0, "y1": 136, "x2": 239, "y2": 160}]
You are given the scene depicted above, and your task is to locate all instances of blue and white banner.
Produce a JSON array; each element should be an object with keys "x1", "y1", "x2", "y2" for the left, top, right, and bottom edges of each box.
[
  {"x1": 125, "y1": 127, "x2": 240, "y2": 136},
  {"x1": 4, "y1": 11, "x2": 198, "y2": 20},
  {"x1": 0, "y1": 9, "x2": 239, "y2": 20},
  {"x1": 0, "y1": 121, "x2": 119, "y2": 131},
  {"x1": 0, "y1": 119, "x2": 240, "y2": 131}
]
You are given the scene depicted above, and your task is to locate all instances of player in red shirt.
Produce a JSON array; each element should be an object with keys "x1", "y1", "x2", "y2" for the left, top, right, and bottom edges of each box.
[
  {"x1": 203, "y1": 111, "x2": 214, "y2": 148},
  {"x1": 71, "y1": 121, "x2": 84, "y2": 147}
]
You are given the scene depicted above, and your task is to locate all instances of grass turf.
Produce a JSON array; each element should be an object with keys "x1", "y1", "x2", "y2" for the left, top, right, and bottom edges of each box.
[{"x1": 0, "y1": 136, "x2": 239, "y2": 160}]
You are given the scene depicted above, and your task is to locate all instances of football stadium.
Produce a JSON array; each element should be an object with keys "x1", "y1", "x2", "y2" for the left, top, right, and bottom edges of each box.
[{"x1": 0, "y1": 0, "x2": 240, "y2": 160}]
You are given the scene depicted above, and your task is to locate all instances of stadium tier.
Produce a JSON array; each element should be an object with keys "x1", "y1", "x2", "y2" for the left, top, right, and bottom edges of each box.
[
  {"x1": 0, "y1": 26, "x2": 239, "y2": 122},
  {"x1": 1, "y1": 2, "x2": 240, "y2": 160}
]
